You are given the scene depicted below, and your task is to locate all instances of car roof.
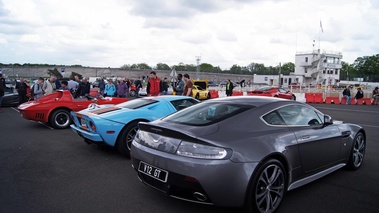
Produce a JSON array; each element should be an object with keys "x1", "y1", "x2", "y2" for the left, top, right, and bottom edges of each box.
[
  {"x1": 204, "y1": 96, "x2": 291, "y2": 107},
  {"x1": 140, "y1": 95, "x2": 196, "y2": 102}
]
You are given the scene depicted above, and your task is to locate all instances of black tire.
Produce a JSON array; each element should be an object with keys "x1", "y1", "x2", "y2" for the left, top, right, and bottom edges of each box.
[
  {"x1": 49, "y1": 109, "x2": 71, "y2": 129},
  {"x1": 291, "y1": 95, "x2": 296, "y2": 101},
  {"x1": 346, "y1": 132, "x2": 365, "y2": 170},
  {"x1": 207, "y1": 92, "x2": 211, "y2": 99},
  {"x1": 116, "y1": 121, "x2": 140, "y2": 157},
  {"x1": 195, "y1": 93, "x2": 200, "y2": 100},
  {"x1": 129, "y1": 90, "x2": 136, "y2": 97},
  {"x1": 246, "y1": 159, "x2": 286, "y2": 213}
]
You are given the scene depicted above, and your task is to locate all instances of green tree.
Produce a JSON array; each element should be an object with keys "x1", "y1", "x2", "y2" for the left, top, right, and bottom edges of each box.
[
  {"x1": 47, "y1": 68, "x2": 63, "y2": 79},
  {"x1": 120, "y1": 64, "x2": 131, "y2": 69},
  {"x1": 138, "y1": 63, "x2": 152, "y2": 70},
  {"x1": 341, "y1": 61, "x2": 356, "y2": 81},
  {"x1": 155, "y1": 63, "x2": 171, "y2": 70},
  {"x1": 199, "y1": 63, "x2": 214, "y2": 73},
  {"x1": 352, "y1": 54, "x2": 379, "y2": 81},
  {"x1": 229, "y1": 64, "x2": 242, "y2": 74},
  {"x1": 280, "y1": 62, "x2": 295, "y2": 75},
  {"x1": 174, "y1": 63, "x2": 186, "y2": 71}
]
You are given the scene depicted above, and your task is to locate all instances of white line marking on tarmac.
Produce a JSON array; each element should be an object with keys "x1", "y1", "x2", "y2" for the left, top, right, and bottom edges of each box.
[
  {"x1": 315, "y1": 106, "x2": 379, "y2": 114},
  {"x1": 359, "y1": 124, "x2": 379, "y2": 129},
  {"x1": 37, "y1": 121, "x2": 54, "y2": 130},
  {"x1": 11, "y1": 107, "x2": 19, "y2": 112}
]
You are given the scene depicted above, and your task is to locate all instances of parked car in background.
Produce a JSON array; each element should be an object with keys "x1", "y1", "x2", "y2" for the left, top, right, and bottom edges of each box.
[
  {"x1": 70, "y1": 96, "x2": 199, "y2": 157},
  {"x1": 208, "y1": 81, "x2": 218, "y2": 87},
  {"x1": 1, "y1": 91, "x2": 19, "y2": 107},
  {"x1": 192, "y1": 80, "x2": 210, "y2": 100},
  {"x1": 91, "y1": 78, "x2": 105, "y2": 88},
  {"x1": 249, "y1": 86, "x2": 296, "y2": 100},
  {"x1": 18, "y1": 90, "x2": 127, "y2": 129},
  {"x1": 131, "y1": 96, "x2": 366, "y2": 212}
]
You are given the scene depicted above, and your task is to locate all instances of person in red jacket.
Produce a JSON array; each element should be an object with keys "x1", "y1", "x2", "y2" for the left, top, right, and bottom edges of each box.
[{"x1": 147, "y1": 71, "x2": 162, "y2": 96}]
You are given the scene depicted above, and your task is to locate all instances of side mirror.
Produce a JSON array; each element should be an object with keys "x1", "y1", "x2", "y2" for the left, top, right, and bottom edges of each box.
[{"x1": 324, "y1": 114, "x2": 333, "y2": 126}]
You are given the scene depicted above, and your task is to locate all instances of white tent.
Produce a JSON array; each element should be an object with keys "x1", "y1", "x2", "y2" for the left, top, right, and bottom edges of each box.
[{"x1": 169, "y1": 68, "x2": 178, "y2": 83}]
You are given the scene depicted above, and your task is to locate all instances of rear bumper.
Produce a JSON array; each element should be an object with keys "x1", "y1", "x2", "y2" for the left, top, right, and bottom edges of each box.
[
  {"x1": 70, "y1": 124, "x2": 104, "y2": 143},
  {"x1": 131, "y1": 141, "x2": 258, "y2": 207}
]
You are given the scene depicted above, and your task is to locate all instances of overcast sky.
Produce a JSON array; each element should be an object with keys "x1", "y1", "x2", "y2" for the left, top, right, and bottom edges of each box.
[{"x1": 0, "y1": 0, "x2": 378, "y2": 69}]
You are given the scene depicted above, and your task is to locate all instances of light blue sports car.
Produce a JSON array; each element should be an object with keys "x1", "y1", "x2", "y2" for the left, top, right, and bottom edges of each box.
[{"x1": 70, "y1": 96, "x2": 200, "y2": 157}]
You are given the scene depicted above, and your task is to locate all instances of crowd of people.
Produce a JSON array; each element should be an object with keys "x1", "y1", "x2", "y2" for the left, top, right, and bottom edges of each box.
[
  {"x1": 1, "y1": 71, "x2": 379, "y2": 113},
  {"x1": 342, "y1": 85, "x2": 379, "y2": 105}
]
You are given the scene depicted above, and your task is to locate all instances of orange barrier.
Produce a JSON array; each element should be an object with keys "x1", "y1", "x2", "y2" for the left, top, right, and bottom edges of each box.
[
  {"x1": 305, "y1": 93, "x2": 323, "y2": 103},
  {"x1": 232, "y1": 91, "x2": 243, "y2": 96},
  {"x1": 209, "y1": 90, "x2": 219, "y2": 99},
  {"x1": 340, "y1": 97, "x2": 356, "y2": 105},
  {"x1": 314, "y1": 93, "x2": 323, "y2": 103},
  {"x1": 356, "y1": 98, "x2": 372, "y2": 105},
  {"x1": 325, "y1": 97, "x2": 340, "y2": 104}
]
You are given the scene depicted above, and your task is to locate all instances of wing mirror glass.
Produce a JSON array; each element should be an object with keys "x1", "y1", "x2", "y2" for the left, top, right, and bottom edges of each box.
[{"x1": 324, "y1": 114, "x2": 333, "y2": 126}]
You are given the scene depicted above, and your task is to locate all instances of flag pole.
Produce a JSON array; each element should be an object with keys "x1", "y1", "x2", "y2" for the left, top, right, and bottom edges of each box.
[{"x1": 318, "y1": 20, "x2": 321, "y2": 51}]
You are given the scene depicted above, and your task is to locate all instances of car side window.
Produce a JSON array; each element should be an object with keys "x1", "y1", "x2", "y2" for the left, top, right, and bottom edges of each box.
[
  {"x1": 170, "y1": 99, "x2": 199, "y2": 111},
  {"x1": 277, "y1": 105, "x2": 322, "y2": 126},
  {"x1": 262, "y1": 111, "x2": 286, "y2": 125}
]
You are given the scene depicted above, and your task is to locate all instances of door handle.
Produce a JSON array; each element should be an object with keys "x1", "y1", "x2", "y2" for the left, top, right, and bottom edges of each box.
[{"x1": 302, "y1": 135, "x2": 310, "y2": 140}]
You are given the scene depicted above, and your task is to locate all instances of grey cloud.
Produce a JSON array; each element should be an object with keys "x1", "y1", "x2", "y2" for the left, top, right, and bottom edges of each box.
[
  {"x1": 143, "y1": 17, "x2": 188, "y2": 29},
  {"x1": 0, "y1": 0, "x2": 9, "y2": 17},
  {"x1": 351, "y1": 33, "x2": 372, "y2": 40},
  {"x1": 130, "y1": 0, "x2": 257, "y2": 29},
  {"x1": 217, "y1": 32, "x2": 237, "y2": 42}
]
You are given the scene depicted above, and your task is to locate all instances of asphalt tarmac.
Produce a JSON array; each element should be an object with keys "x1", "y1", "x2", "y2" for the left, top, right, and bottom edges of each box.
[{"x1": 0, "y1": 103, "x2": 378, "y2": 213}]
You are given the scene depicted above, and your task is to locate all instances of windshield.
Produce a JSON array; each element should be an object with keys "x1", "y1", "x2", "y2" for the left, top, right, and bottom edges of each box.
[
  {"x1": 163, "y1": 102, "x2": 253, "y2": 126},
  {"x1": 257, "y1": 86, "x2": 273, "y2": 91},
  {"x1": 116, "y1": 98, "x2": 158, "y2": 109}
]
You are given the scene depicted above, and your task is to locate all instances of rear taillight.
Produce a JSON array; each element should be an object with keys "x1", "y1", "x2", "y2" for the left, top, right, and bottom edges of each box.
[{"x1": 89, "y1": 121, "x2": 96, "y2": 132}]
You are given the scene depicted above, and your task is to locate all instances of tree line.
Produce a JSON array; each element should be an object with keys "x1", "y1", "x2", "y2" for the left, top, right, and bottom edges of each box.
[{"x1": 1, "y1": 53, "x2": 378, "y2": 81}]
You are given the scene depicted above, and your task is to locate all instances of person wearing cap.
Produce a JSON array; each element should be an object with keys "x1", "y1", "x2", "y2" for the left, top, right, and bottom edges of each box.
[
  {"x1": 354, "y1": 87, "x2": 364, "y2": 104},
  {"x1": 342, "y1": 85, "x2": 352, "y2": 105}
]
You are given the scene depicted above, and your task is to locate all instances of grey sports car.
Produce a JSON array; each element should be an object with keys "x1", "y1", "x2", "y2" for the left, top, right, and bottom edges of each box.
[{"x1": 130, "y1": 96, "x2": 366, "y2": 212}]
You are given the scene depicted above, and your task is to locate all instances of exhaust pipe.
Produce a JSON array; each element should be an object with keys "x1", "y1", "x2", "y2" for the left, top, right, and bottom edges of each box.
[{"x1": 193, "y1": 192, "x2": 207, "y2": 202}]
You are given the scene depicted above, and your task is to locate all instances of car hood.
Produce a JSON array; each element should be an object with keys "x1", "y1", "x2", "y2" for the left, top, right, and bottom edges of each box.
[
  {"x1": 18, "y1": 101, "x2": 38, "y2": 110},
  {"x1": 77, "y1": 104, "x2": 138, "y2": 124}
]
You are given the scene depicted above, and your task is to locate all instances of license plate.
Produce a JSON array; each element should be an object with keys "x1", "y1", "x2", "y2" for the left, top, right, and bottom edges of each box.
[
  {"x1": 138, "y1": 161, "x2": 168, "y2": 183},
  {"x1": 80, "y1": 118, "x2": 87, "y2": 127}
]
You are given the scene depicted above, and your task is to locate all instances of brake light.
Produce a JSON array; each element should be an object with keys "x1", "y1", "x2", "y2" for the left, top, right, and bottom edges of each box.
[{"x1": 89, "y1": 121, "x2": 96, "y2": 132}]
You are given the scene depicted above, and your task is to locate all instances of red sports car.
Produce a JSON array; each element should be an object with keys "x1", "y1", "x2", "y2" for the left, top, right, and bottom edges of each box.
[
  {"x1": 248, "y1": 86, "x2": 296, "y2": 100},
  {"x1": 18, "y1": 90, "x2": 128, "y2": 129}
]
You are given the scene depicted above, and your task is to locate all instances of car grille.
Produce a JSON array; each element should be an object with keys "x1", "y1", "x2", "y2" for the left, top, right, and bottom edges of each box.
[{"x1": 35, "y1": 113, "x2": 44, "y2": 120}]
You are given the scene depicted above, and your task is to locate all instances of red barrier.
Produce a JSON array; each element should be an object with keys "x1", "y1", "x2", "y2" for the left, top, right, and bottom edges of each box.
[
  {"x1": 209, "y1": 90, "x2": 219, "y2": 99},
  {"x1": 305, "y1": 93, "x2": 323, "y2": 103},
  {"x1": 232, "y1": 91, "x2": 243, "y2": 96},
  {"x1": 305, "y1": 93, "x2": 314, "y2": 103},
  {"x1": 325, "y1": 97, "x2": 340, "y2": 104},
  {"x1": 314, "y1": 93, "x2": 323, "y2": 103},
  {"x1": 356, "y1": 98, "x2": 372, "y2": 105},
  {"x1": 340, "y1": 97, "x2": 356, "y2": 105}
]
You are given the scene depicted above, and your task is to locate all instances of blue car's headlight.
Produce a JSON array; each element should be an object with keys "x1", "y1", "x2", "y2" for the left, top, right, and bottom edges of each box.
[{"x1": 176, "y1": 141, "x2": 228, "y2": 160}]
